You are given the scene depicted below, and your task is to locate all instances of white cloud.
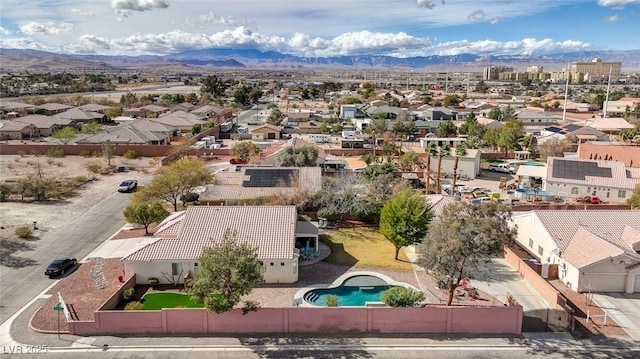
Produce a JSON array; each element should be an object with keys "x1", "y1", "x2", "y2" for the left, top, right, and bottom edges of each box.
[
  {"x1": 605, "y1": 15, "x2": 621, "y2": 22},
  {"x1": 416, "y1": 0, "x2": 437, "y2": 9},
  {"x1": 70, "y1": 9, "x2": 96, "y2": 17},
  {"x1": 111, "y1": 0, "x2": 169, "y2": 12},
  {"x1": 468, "y1": 10, "x2": 485, "y2": 21},
  {"x1": 432, "y1": 38, "x2": 591, "y2": 56},
  {"x1": 0, "y1": 27, "x2": 11, "y2": 35},
  {"x1": 490, "y1": 17, "x2": 499, "y2": 24},
  {"x1": 185, "y1": 12, "x2": 240, "y2": 28},
  {"x1": 597, "y1": 0, "x2": 640, "y2": 9},
  {"x1": 19, "y1": 21, "x2": 75, "y2": 36},
  {"x1": 0, "y1": 37, "x2": 46, "y2": 51}
]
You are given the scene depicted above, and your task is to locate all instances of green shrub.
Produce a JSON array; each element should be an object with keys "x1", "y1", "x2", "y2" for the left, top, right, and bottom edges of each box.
[
  {"x1": 326, "y1": 295, "x2": 339, "y2": 307},
  {"x1": 148, "y1": 277, "x2": 159, "y2": 288},
  {"x1": 124, "y1": 301, "x2": 144, "y2": 310},
  {"x1": 79, "y1": 150, "x2": 92, "y2": 157},
  {"x1": 123, "y1": 149, "x2": 140, "y2": 159},
  {"x1": 122, "y1": 287, "x2": 135, "y2": 301},
  {"x1": 0, "y1": 183, "x2": 12, "y2": 202},
  {"x1": 15, "y1": 225, "x2": 33, "y2": 239},
  {"x1": 380, "y1": 287, "x2": 425, "y2": 307},
  {"x1": 44, "y1": 148, "x2": 65, "y2": 158},
  {"x1": 317, "y1": 208, "x2": 339, "y2": 222}
]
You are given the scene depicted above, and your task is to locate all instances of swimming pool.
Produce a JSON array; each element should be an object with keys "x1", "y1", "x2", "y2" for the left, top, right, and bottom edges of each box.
[
  {"x1": 514, "y1": 188, "x2": 555, "y2": 200},
  {"x1": 295, "y1": 272, "x2": 417, "y2": 307}
]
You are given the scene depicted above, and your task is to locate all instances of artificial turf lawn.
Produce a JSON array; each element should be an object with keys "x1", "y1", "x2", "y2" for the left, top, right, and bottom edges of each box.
[
  {"x1": 141, "y1": 292, "x2": 205, "y2": 310},
  {"x1": 320, "y1": 227, "x2": 413, "y2": 271}
]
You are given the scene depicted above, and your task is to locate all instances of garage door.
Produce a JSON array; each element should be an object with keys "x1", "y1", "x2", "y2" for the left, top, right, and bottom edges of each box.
[
  {"x1": 583, "y1": 274, "x2": 626, "y2": 292},
  {"x1": 634, "y1": 274, "x2": 640, "y2": 293}
]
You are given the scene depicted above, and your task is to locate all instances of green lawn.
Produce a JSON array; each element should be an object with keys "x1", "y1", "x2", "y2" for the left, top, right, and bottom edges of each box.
[
  {"x1": 142, "y1": 292, "x2": 205, "y2": 310},
  {"x1": 320, "y1": 227, "x2": 413, "y2": 271}
]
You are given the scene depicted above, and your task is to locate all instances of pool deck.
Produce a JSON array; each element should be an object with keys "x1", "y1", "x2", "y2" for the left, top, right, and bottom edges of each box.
[{"x1": 241, "y1": 259, "x2": 502, "y2": 308}]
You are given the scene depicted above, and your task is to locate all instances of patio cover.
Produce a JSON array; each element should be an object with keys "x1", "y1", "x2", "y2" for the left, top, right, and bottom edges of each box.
[{"x1": 515, "y1": 165, "x2": 547, "y2": 178}]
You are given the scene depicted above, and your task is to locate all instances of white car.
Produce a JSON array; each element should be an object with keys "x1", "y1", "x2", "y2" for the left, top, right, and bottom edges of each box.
[{"x1": 117, "y1": 180, "x2": 138, "y2": 193}]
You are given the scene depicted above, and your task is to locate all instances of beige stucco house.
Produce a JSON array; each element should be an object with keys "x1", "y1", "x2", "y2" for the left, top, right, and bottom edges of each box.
[
  {"x1": 122, "y1": 206, "x2": 318, "y2": 285},
  {"x1": 251, "y1": 124, "x2": 281, "y2": 140},
  {"x1": 511, "y1": 210, "x2": 640, "y2": 293}
]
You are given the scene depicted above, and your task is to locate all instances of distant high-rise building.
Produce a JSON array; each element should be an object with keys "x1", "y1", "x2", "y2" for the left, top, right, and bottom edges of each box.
[
  {"x1": 527, "y1": 66, "x2": 543, "y2": 73},
  {"x1": 572, "y1": 58, "x2": 621, "y2": 83},
  {"x1": 483, "y1": 66, "x2": 513, "y2": 80}
]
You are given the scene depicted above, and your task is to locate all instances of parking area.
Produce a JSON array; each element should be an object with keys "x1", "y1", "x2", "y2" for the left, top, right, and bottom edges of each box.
[{"x1": 592, "y1": 293, "x2": 640, "y2": 340}]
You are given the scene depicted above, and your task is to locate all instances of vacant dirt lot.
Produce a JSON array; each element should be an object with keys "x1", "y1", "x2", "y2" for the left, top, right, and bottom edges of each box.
[{"x1": 0, "y1": 154, "x2": 157, "y2": 237}]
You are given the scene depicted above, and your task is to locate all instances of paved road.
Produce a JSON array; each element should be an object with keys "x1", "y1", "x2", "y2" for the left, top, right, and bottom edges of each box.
[{"x1": 0, "y1": 182, "x2": 137, "y2": 324}]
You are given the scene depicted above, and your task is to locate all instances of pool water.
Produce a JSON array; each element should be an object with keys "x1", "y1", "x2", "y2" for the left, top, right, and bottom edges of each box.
[{"x1": 304, "y1": 285, "x2": 394, "y2": 306}]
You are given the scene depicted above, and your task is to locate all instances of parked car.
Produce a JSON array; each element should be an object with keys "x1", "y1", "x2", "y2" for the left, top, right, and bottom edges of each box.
[
  {"x1": 229, "y1": 158, "x2": 247, "y2": 165},
  {"x1": 117, "y1": 180, "x2": 138, "y2": 193},
  {"x1": 45, "y1": 258, "x2": 77, "y2": 277},
  {"x1": 487, "y1": 163, "x2": 516, "y2": 174},
  {"x1": 577, "y1": 196, "x2": 604, "y2": 204}
]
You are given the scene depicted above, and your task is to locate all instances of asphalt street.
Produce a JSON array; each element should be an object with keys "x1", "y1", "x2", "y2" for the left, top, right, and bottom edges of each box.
[{"x1": 0, "y1": 181, "x2": 138, "y2": 324}]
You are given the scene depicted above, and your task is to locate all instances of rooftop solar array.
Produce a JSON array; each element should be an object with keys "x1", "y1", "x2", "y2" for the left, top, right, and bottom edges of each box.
[
  {"x1": 242, "y1": 168, "x2": 299, "y2": 188},
  {"x1": 552, "y1": 159, "x2": 612, "y2": 180},
  {"x1": 564, "y1": 124, "x2": 582, "y2": 132},
  {"x1": 545, "y1": 126, "x2": 564, "y2": 134}
]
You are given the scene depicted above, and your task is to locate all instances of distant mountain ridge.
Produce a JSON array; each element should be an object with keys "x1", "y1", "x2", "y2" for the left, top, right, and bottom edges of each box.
[{"x1": 1, "y1": 48, "x2": 639, "y2": 71}]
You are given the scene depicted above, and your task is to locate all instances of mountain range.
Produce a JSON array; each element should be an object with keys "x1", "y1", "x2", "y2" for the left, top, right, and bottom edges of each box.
[{"x1": 1, "y1": 48, "x2": 639, "y2": 72}]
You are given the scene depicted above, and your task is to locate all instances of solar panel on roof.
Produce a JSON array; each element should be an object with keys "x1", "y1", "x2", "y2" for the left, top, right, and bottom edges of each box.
[
  {"x1": 564, "y1": 124, "x2": 582, "y2": 132},
  {"x1": 552, "y1": 159, "x2": 612, "y2": 180},
  {"x1": 546, "y1": 126, "x2": 561, "y2": 133},
  {"x1": 242, "y1": 168, "x2": 299, "y2": 188}
]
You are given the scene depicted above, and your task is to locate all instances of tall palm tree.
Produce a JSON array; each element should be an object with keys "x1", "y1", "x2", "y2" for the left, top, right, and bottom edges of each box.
[
  {"x1": 423, "y1": 142, "x2": 438, "y2": 193},
  {"x1": 451, "y1": 144, "x2": 467, "y2": 194},
  {"x1": 435, "y1": 144, "x2": 450, "y2": 194}
]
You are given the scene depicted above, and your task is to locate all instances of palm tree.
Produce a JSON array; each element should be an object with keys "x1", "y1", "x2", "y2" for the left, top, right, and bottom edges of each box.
[
  {"x1": 435, "y1": 144, "x2": 450, "y2": 194},
  {"x1": 366, "y1": 115, "x2": 388, "y2": 159},
  {"x1": 451, "y1": 144, "x2": 467, "y2": 193},
  {"x1": 423, "y1": 142, "x2": 438, "y2": 193}
]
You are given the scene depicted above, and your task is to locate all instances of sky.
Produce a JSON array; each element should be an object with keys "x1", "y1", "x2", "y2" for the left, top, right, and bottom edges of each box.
[{"x1": 0, "y1": 0, "x2": 639, "y2": 57}]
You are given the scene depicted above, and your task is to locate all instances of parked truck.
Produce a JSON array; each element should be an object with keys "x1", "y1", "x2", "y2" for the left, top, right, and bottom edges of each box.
[{"x1": 487, "y1": 163, "x2": 516, "y2": 174}]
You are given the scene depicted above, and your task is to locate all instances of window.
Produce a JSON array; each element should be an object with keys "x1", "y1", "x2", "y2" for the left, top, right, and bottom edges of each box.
[
  {"x1": 281, "y1": 262, "x2": 285, "y2": 266},
  {"x1": 171, "y1": 263, "x2": 182, "y2": 276},
  {"x1": 529, "y1": 239, "x2": 534, "y2": 248},
  {"x1": 193, "y1": 262, "x2": 199, "y2": 272},
  {"x1": 570, "y1": 187, "x2": 578, "y2": 195},
  {"x1": 618, "y1": 190, "x2": 626, "y2": 198},
  {"x1": 537, "y1": 246, "x2": 544, "y2": 256},
  {"x1": 270, "y1": 262, "x2": 274, "y2": 266}
]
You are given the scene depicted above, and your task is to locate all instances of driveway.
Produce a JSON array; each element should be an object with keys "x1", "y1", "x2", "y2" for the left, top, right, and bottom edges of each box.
[
  {"x1": 592, "y1": 293, "x2": 640, "y2": 340},
  {"x1": 471, "y1": 258, "x2": 551, "y2": 312}
]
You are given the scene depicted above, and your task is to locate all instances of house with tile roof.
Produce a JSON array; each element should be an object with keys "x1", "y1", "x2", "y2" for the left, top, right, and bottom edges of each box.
[
  {"x1": 198, "y1": 166, "x2": 322, "y2": 205},
  {"x1": 34, "y1": 102, "x2": 73, "y2": 116},
  {"x1": 251, "y1": 123, "x2": 282, "y2": 140},
  {"x1": 151, "y1": 110, "x2": 206, "y2": 133},
  {"x1": 77, "y1": 103, "x2": 113, "y2": 114},
  {"x1": 122, "y1": 205, "x2": 318, "y2": 284},
  {"x1": 54, "y1": 108, "x2": 107, "y2": 125},
  {"x1": 588, "y1": 117, "x2": 635, "y2": 135},
  {"x1": 511, "y1": 210, "x2": 640, "y2": 293},
  {"x1": 76, "y1": 118, "x2": 174, "y2": 145},
  {"x1": 544, "y1": 157, "x2": 640, "y2": 203},
  {"x1": 0, "y1": 114, "x2": 73, "y2": 138},
  {"x1": 0, "y1": 120, "x2": 37, "y2": 140},
  {"x1": 578, "y1": 142, "x2": 640, "y2": 168}
]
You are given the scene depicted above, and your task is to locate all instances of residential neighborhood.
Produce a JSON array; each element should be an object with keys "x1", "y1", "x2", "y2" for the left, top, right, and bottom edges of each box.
[{"x1": 1, "y1": 63, "x2": 640, "y2": 357}]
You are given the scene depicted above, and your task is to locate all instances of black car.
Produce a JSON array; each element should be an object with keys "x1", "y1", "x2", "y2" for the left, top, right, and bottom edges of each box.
[{"x1": 45, "y1": 258, "x2": 77, "y2": 277}]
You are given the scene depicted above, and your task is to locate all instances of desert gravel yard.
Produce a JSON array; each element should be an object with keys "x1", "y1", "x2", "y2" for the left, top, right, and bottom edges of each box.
[{"x1": 29, "y1": 258, "x2": 125, "y2": 332}]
